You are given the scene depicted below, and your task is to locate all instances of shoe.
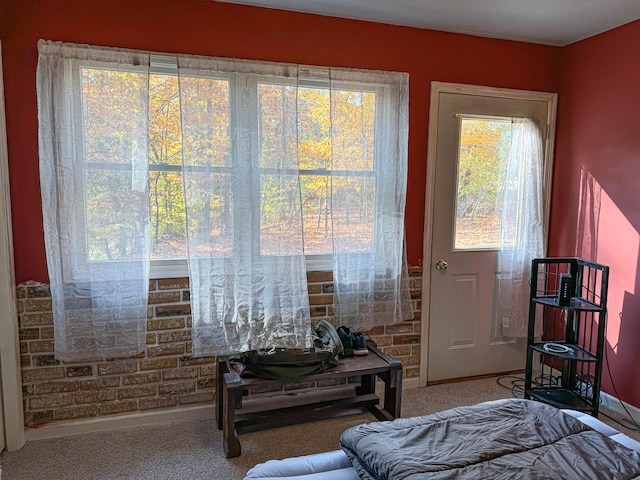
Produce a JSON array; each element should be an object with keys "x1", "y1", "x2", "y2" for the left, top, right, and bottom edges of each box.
[
  {"x1": 337, "y1": 326, "x2": 354, "y2": 357},
  {"x1": 316, "y1": 319, "x2": 344, "y2": 357},
  {"x1": 352, "y1": 332, "x2": 368, "y2": 355}
]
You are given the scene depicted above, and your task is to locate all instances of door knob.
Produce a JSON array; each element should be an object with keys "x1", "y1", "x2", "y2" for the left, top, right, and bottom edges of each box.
[{"x1": 435, "y1": 259, "x2": 448, "y2": 270}]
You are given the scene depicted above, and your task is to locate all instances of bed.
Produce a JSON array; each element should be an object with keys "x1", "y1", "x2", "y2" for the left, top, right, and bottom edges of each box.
[{"x1": 244, "y1": 398, "x2": 640, "y2": 479}]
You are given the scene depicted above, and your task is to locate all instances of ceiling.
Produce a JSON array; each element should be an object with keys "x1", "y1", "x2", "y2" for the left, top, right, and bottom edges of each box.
[{"x1": 215, "y1": 0, "x2": 640, "y2": 46}]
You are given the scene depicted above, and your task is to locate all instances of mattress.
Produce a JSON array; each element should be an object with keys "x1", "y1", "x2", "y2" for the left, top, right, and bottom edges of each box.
[{"x1": 244, "y1": 399, "x2": 640, "y2": 480}]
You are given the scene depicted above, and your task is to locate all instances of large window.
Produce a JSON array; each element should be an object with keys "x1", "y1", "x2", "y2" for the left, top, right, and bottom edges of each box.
[
  {"x1": 38, "y1": 40, "x2": 409, "y2": 359},
  {"x1": 79, "y1": 64, "x2": 380, "y2": 274}
]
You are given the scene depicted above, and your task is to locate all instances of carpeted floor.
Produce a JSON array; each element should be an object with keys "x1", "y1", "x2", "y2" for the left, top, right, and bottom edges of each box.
[{"x1": 1, "y1": 375, "x2": 638, "y2": 480}]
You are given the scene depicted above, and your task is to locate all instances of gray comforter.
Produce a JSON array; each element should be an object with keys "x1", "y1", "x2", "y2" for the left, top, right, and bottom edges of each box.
[{"x1": 340, "y1": 398, "x2": 640, "y2": 479}]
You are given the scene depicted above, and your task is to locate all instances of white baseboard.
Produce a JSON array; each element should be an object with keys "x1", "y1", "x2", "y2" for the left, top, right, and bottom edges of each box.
[
  {"x1": 600, "y1": 391, "x2": 640, "y2": 423},
  {"x1": 25, "y1": 404, "x2": 214, "y2": 442}
]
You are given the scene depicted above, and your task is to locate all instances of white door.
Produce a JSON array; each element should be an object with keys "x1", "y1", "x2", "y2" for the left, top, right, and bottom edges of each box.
[{"x1": 423, "y1": 83, "x2": 556, "y2": 383}]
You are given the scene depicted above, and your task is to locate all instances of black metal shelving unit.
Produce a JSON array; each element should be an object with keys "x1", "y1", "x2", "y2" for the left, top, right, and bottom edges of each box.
[{"x1": 524, "y1": 258, "x2": 609, "y2": 417}]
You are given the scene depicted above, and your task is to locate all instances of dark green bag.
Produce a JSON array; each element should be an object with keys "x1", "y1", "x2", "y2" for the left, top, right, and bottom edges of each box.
[{"x1": 230, "y1": 320, "x2": 344, "y2": 380}]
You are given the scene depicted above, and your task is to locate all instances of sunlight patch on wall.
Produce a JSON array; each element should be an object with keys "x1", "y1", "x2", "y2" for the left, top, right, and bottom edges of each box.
[{"x1": 575, "y1": 166, "x2": 638, "y2": 353}]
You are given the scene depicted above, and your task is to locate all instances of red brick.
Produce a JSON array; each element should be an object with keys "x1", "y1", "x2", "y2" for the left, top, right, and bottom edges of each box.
[
  {"x1": 384, "y1": 346, "x2": 412, "y2": 357},
  {"x1": 147, "y1": 342, "x2": 185, "y2": 357},
  {"x1": 118, "y1": 385, "x2": 158, "y2": 399},
  {"x1": 34, "y1": 381, "x2": 80, "y2": 395},
  {"x1": 393, "y1": 334, "x2": 421, "y2": 345},
  {"x1": 199, "y1": 364, "x2": 216, "y2": 376},
  {"x1": 32, "y1": 355, "x2": 60, "y2": 367},
  {"x1": 155, "y1": 304, "x2": 191, "y2": 317},
  {"x1": 158, "y1": 330, "x2": 191, "y2": 343},
  {"x1": 29, "y1": 340, "x2": 54, "y2": 353},
  {"x1": 306, "y1": 271, "x2": 333, "y2": 282},
  {"x1": 74, "y1": 390, "x2": 117, "y2": 404},
  {"x1": 147, "y1": 317, "x2": 185, "y2": 331},
  {"x1": 30, "y1": 394, "x2": 74, "y2": 409},
  {"x1": 19, "y1": 328, "x2": 39, "y2": 341},
  {"x1": 401, "y1": 354, "x2": 420, "y2": 366},
  {"x1": 54, "y1": 405, "x2": 98, "y2": 421},
  {"x1": 139, "y1": 396, "x2": 177, "y2": 410},
  {"x1": 158, "y1": 380, "x2": 196, "y2": 395},
  {"x1": 25, "y1": 299, "x2": 52, "y2": 312},
  {"x1": 310, "y1": 306, "x2": 327, "y2": 317},
  {"x1": 97, "y1": 360, "x2": 137, "y2": 376},
  {"x1": 122, "y1": 372, "x2": 161, "y2": 385},
  {"x1": 148, "y1": 291, "x2": 181, "y2": 304},
  {"x1": 405, "y1": 366, "x2": 420, "y2": 378},
  {"x1": 19, "y1": 313, "x2": 54, "y2": 327},
  {"x1": 372, "y1": 336, "x2": 392, "y2": 347},
  {"x1": 98, "y1": 401, "x2": 137, "y2": 415},
  {"x1": 79, "y1": 377, "x2": 121, "y2": 390},
  {"x1": 385, "y1": 323, "x2": 413, "y2": 334},
  {"x1": 365, "y1": 326, "x2": 385, "y2": 335},
  {"x1": 179, "y1": 392, "x2": 214, "y2": 405},
  {"x1": 309, "y1": 294, "x2": 333, "y2": 305},
  {"x1": 66, "y1": 365, "x2": 94, "y2": 377},
  {"x1": 41, "y1": 327, "x2": 54, "y2": 339},
  {"x1": 162, "y1": 367, "x2": 199, "y2": 381},
  {"x1": 26, "y1": 284, "x2": 51, "y2": 297},
  {"x1": 21, "y1": 367, "x2": 65, "y2": 382},
  {"x1": 140, "y1": 357, "x2": 178, "y2": 370},
  {"x1": 28, "y1": 409, "x2": 54, "y2": 425},
  {"x1": 157, "y1": 278, "x2": 189, "y2": 290},
  {"x1": 197, "y1": 377, "x2": 215, "y2": 390}
]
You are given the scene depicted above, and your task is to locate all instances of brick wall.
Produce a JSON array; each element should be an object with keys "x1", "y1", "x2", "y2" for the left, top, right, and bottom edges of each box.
[{"x1": 18, "y1": 267, "x2": 423, "y2": 428}]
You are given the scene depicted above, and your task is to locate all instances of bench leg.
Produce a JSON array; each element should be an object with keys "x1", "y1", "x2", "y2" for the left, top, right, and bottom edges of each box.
[
  {"x1": 383, "y1": 364, "x2": 402, "y2": 418},
  {"x1": 223, "y1": 382, "x2": 242, "y2": 458},
  {"x1": 216, "y1": 358, "x2": 224, "y2": 430}
]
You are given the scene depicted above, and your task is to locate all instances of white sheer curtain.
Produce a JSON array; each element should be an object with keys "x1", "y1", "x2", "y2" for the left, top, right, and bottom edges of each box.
[
  {"x1": 330, "y1": 69, "x2": 413, "y2": 331},
  {"x1": 498, "y1": 117, "x2": 545, "y2": 338},
  {"x1": 178, "y1": 55, "x2": 312, "y2": 356},
  {"x1": 37, "y1": 40, "x2": 150, "y2": 361}
]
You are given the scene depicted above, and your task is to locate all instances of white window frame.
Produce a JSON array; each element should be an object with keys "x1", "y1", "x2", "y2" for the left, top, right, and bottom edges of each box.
[{"x1": 71, "y1": 59, "x2": 390, "y2": 279}]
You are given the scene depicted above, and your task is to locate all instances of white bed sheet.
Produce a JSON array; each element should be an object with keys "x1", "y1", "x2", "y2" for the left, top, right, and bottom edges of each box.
[{"x1": 244, "y1": 408, "x2": 640, "y2": 480}]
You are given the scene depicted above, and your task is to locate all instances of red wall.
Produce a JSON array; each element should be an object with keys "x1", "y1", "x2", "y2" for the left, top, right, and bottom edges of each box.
[
  {"x1": 552, "y1": 20, "x2": 640, "y2": 407},
  {"x1": 1, "y1": 0, "x2": 559, "y2": 283}
]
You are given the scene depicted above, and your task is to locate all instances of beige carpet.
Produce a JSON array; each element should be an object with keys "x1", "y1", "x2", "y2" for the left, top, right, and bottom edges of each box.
[{"x1": 1, "y1": 376, "x2": 638, "y2": 480}]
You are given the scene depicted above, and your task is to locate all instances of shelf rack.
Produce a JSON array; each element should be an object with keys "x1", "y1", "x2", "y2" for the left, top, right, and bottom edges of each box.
[{"x1": 524, "y1": 257, "x2": 609, "y2": 417}]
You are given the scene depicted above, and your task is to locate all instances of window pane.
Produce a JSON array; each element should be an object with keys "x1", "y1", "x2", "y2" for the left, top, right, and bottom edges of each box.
[
  {"x1": 180, "y1": 76, "x2": 231, "y2": 168},
  {"x1": 148, "y1": 74, "x2": 186, "y2": 259},
  {"x1": 258, "y1": 83, "x2": 299, "y2": 169},
  {"x1": 183, "y1": 173, "x2": 234, "y2": 257},
  {"x1": 330, "y1": 175, "x2": 374, "y2": 252},
  {"x1": 260, "y1": 174, "x2": 304, "y2": 255},
  {"x1": 81, "y1": 68, "x2": 148, "y2": 166},
  {"x1": 331, "y1": 89, "x2": 376, "y2": 172},
  {"x1": 81, "y1": 68, "x2": 149, "y2": 262},
  {"x1": 85, "y1": 169, "x2": 149, "y2": 261},
  {"x1": 175, "y1": 75, "x2": 232, "y2": 259},
  {"x1": 454, "y1": 117, "x2": 512, "y2": 250},
  {"x1": 300, "y1": 175, "x2": 332, "y2": 255},
  {"x1": 299, "y1": 175, "x2": 374, "y2": 255}
]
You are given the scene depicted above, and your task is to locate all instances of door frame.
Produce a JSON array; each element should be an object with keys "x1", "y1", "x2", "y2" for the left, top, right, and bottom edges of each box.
[
  {"x1": 420, "y1": 82, "x2": 557, "y2": 387},
  {"x1": 0, "y1": 40, "x2": 26, "y2": 451}
]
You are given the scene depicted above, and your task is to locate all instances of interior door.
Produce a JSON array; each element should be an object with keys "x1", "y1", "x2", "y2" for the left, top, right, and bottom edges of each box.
[{"x1": 424, "y1": 83, "x2": 556, "y2": 383}]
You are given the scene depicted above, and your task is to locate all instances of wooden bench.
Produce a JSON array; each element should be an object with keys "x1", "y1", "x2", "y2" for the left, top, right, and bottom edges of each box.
[{"x1": 216, "y1": 340, "x2": 403, "y2": 458}]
